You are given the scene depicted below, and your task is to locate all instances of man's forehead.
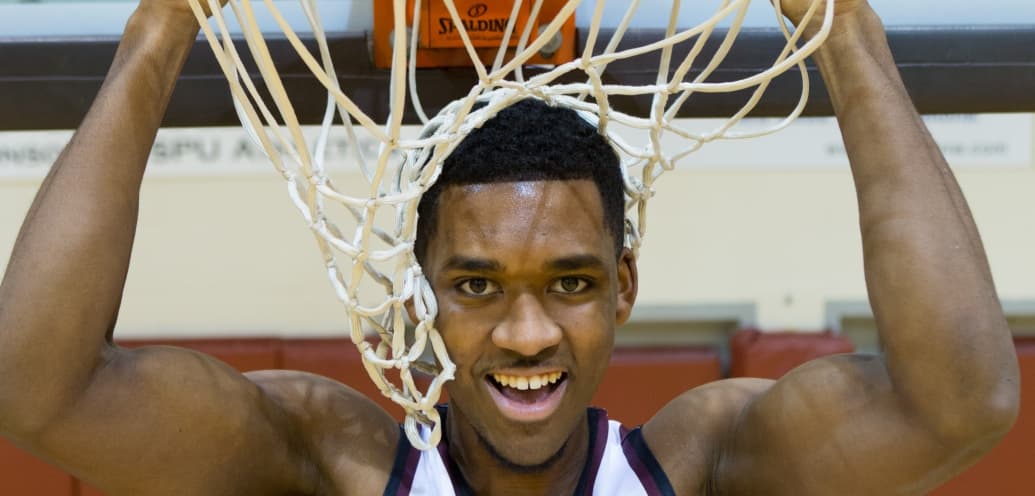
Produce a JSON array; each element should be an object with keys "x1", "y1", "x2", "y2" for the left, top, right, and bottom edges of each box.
[
  {"x1": 458, "y1": 181, "x2": 544, "y2": 197},
  {"x1": 444, "y1": 178, "x2": 595, "y2": 194},
  {"x1": 427, "y1": 180, "x2": 611, "y2": 264},
  {"x1": 435, "y1": 179, "x2": 603, "y2": 224}
]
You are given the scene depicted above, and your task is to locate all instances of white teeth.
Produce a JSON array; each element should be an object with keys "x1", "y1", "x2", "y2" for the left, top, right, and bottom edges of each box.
[{"x1": 492, "y1": 372, "x2": 564, "y2": 391}]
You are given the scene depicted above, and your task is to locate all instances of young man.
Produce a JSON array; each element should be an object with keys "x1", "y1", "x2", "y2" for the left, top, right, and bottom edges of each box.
[{"x1": 0, "y1": 0, "x2": 1020, "y2": 494}]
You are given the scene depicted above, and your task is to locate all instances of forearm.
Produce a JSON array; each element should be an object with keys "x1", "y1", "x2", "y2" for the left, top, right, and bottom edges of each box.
[
  {"x1": 815, "y1": 8, "x2": 1018, "y2": 435},
  {"x1": 0, "y1": 7, "x2": 199, "y2": 430}
]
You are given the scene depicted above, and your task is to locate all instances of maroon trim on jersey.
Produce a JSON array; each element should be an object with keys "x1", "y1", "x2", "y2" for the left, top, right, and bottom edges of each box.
[
  {"x1": 383, "y1": 427, "x2": 422, "y2": 496},
  {"x1": 620, "y1": 424, "x2": 676, "y2": 496},
  {"x1": 571, "y1": 408, "x2": 611, "y2": 495}
]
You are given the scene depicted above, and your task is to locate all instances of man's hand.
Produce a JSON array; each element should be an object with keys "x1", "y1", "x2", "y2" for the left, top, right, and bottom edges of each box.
[
  {"x1": 135, "y1": 0, "x2": 226, "y2": 27},
  {"x1": 776, "y1": 0, "x2": 869, "y2": 36}
]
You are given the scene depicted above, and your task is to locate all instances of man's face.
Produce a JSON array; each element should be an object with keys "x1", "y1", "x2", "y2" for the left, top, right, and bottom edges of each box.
[{"x1": 421, "y1": 179, "x2": 637, "y2": 468}]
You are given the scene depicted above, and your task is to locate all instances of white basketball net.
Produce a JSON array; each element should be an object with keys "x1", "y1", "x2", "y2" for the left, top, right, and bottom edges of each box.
[{"x1": 187, "y1": 0, "x2": 833, "y2": 449}]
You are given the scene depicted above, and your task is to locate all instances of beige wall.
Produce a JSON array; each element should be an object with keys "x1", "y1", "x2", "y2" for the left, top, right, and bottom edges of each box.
[{"x1": 1, "y1": 115, "x2": 1033, "y2": 338}]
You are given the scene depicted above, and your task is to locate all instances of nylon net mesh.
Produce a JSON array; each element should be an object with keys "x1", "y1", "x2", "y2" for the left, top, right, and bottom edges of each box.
[{"x1": 187, "y1": 0, "x2": 833, "y2": 450}]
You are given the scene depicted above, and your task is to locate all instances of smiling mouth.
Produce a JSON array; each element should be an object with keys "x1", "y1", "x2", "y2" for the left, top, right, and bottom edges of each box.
[
  {"x1": 491, "y1": 371, "x2": 563, "y2": 391},
  {"x1": 485, "y1": 371, "x2": 568, "y2": 422}
]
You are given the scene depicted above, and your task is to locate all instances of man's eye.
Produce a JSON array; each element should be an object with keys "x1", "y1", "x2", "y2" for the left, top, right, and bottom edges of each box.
[
  {"x1": 457, "y1": 278, "x2": 498, "y2": 296},
  {"x1": 551, "y1": 277, "x2": 589, "y2": 294}
]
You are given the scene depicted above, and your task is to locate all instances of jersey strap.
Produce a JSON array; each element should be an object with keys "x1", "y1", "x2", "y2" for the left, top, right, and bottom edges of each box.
[{"x1": 620, "y1": 424, "x2": 677, "y2": 496}]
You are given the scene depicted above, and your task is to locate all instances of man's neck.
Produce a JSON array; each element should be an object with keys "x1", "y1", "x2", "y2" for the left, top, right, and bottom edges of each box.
[{"x1": 445, "y1": 406, "x2": 591, "y2": 495}]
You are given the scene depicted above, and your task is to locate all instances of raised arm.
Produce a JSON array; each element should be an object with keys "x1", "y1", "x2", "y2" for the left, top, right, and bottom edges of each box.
[
  {"x1": 713, "y1": 2, "x2": 1020, "y2": 495},
  {"x1": 0, "y1": 2, "x2": 321, "y2": 494}
]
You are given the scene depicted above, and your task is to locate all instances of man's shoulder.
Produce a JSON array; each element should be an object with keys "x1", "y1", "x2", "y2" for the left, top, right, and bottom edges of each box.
[
  {"x1": 640, "y1": 378, "x2": 775, "y2": 495},
  {"x1": 644, "y1": 377, "x2": 775, "y2": 440},
  {"x1": 246, "y1": 370, "x2": 401, "y2": 496}
]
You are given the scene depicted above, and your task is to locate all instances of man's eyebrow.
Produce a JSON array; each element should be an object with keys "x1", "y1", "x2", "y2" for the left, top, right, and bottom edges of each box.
[
  {"x1": 441, "y1": 256, "x2": 503, "y2": 273},
  {"x1": 545, "y1": 254, "x2": 607, "y2": 272}
]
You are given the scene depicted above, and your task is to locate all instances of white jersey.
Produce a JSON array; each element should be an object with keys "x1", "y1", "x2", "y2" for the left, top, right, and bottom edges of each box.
[{"x1": 383, "y1": 408, "x2": 675, "y2": 496}]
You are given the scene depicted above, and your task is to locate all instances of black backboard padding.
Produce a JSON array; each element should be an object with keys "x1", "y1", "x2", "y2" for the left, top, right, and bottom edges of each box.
[{"x1": 0, "y1": 25, "x2": 1032, "y2": 130}]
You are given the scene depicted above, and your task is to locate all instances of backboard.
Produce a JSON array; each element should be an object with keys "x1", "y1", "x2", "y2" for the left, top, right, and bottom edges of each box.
[{"x1": 0, "y1": 0, "x2": 1032, "y2": 129}]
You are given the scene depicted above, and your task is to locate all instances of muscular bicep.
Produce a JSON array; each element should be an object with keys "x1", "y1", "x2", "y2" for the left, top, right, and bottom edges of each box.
[
  {"x1": 714, "y1": 354, "x2": 981, "y2": 496},
  {"x1": 12, "y1": 345, "x2": 316, "y2": 496}
]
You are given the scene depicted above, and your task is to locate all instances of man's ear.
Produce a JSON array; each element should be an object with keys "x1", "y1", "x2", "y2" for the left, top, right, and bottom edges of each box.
[{"x1": 615, "y1": 248, "x2": 638, "y2": 326}]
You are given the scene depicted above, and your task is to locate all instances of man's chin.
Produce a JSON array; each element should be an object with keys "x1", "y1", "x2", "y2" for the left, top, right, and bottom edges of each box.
[{"x1": 477, "y1": 428, "x2": 568, "y2": 474}]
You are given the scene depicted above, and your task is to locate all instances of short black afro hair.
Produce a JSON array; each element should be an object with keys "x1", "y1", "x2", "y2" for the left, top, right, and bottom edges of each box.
[{"x1": 415, "y1": 98, "x2": 625, "y2": 263}]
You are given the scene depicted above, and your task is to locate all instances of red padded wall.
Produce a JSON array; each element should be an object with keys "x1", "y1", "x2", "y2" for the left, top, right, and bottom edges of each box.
[
  {"x1": 0, "y1": 335, "x2": 1028, "y2": 495},
  {"x1": 729, "y1": 329, "x2": 855, "y2": 379},
  {"x1": 0, "y1": 438, "x2": 76, "y2": 496},
  {"x1": 118, "y1": 337, "x2": 281, "y2": 372},
  {"x1": 591, "y1": 346, "x2": 723, "y2": 426}
]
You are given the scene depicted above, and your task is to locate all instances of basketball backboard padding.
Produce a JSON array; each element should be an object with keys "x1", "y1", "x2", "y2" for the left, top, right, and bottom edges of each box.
[
  {"x1": 0, "y1": 1, "x2": 1032, "y2": 129},
  {"x1": 0, "y1": 0, "x2": 1028, "y2": 38},
  {"x1": 1, "y1": 24, "x2": 1032, "y2": 131}
]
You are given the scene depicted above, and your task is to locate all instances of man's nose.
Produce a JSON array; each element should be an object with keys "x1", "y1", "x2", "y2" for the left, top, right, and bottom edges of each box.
[{"x1": 491, "y1": 292, "x2": 562, "y2": 357}]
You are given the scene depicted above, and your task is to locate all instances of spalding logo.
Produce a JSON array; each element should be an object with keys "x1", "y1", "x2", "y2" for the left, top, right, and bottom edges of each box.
[
  {"x1": 438, "y1": 2, "x2": 510, "y2": 36},
  {"x1": 467, "y1": 4, "x2": 489, "y2": 18}
]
